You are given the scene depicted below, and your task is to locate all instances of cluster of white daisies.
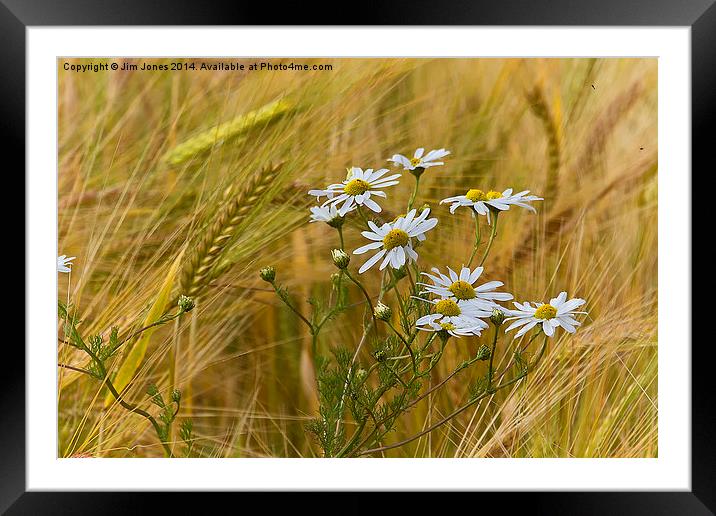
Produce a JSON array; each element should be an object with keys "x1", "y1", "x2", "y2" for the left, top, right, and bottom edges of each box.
[{"x1": 307, "y1": 147, "x2": 586, "y2": 340}]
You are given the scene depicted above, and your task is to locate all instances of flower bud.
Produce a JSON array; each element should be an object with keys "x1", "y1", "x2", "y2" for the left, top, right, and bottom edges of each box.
[
  {"x1": 373, "y1": 349, "x2": 387, "y2": 362},
  {"x1": 146, "y1": 383, "x2": 159, "y2": 397},
  {"x1": 490, "y1": 308, "x2": 505, "y2": 326},
  {"x1": 374, "y1": 302, "x2": 392, "y2": 322},
  {"x1": 178, "y1": 295, "x2": 195, "y2": 313},
  {"x1": 355, "y1": 368, "x2": 368, "y2": 383},
  {"x1": 331, "y1": 249, "x2": 350, "y2": 269},
  {"x1": 171, "y1": 389, "x2": 181, "y2": 403},
  {"x1": 259, "y1": 266, "x2": 276, "y2": 283}
]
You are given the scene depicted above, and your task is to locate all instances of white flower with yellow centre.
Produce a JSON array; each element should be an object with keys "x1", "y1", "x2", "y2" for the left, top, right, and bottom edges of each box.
[
  {"x1": 504, "y1": 292, "x2": 587, "y2": 338},
  {"x1": 419, "y1": 266, "x2": 512, "y2": 310},
  {"x1": 440, "y1": 188, "x2": 543, "y2": 222},
  {"x1": 308, "y1": 167, "x2": 401, "y2": 216},
  {"x1": 57, "y1": 255, "x2": 75, "y2": 273},
  {"x1": 415, "y1": 298, "x2": 491, "y2": 337},
  {"x1": 388, "y1": 147, "x2": 450, "y2": 171},
  {"x1": 353, "y1": 208, "x2": 438, "y2": 274}
]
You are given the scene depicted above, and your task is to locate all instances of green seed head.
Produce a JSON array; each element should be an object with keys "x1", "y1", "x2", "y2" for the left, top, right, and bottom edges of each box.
[
  {"x1": 374, "y1": 302, "x2": 393, "y2": 322},
  {"x1": 331, "y1": 249, "x2": 350, "y2": 269},
  {"x1": 490, "y1": 308, "x2": 506, "y2": 326},
  {"x1": 259, "y1": 266, "x2": 276, "y2": 283},
  {"x1": 178, "y1": 295, "x2": 195, "y2": 313},
  {"x1": 355, "y1": 369, "x2": 368, "y2": 383}
]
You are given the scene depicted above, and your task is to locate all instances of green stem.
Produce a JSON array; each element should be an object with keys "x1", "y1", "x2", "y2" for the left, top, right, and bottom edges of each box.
[
  {"x1": 85, "y1": 343, "x2": 173, "y2": 457},
  {"x1": 345, "y1": 270, "x2": 378, "y2": 338},
  {"x1": 487, "y1": 325, "x2": 500, "y2": 389},
  {"x1": 271, "y1": 281, "x2": 314, "y2": 332},
  {"x1": 478, "y1": 213, "x2": 499, "y2": 267},
  {"x1": 389, "y1": 269, "x2": 409, "y2": 323},
  {"x1": 337, "y1": 226, "x2": 345, "y2": 250},
  {"x1": 102, "y1": 374, "x2": 174, "y2": 458},
  {"x1": 356, "y1": 205, "x2": 372, "y2": 229},
  {"x1": 386, "y1": 320, "x2": 417, "y2": 373},
  {"x1": 335, "y1": 418, "x2": 368, "y2": 457},
  {"x1": 114, "y1": 310, "x2": 184, "y2": 351},
  {"x1": 466, "y1": 214, "x2": 482, "y2": 267},
  {"x1": 407, "y1": 175, "x2": 421, "y2": 211},
  {"x1": 356, "y1": 334, "x2": 549, "y2": 457}
]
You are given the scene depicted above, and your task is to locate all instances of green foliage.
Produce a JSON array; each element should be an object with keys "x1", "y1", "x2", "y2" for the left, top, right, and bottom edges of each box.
[
  {"x1": 306, "y1": 351, "x2": 348, "y2": 456},
  {"x1": 179, "y1": 419, "x2": 194, "y2": 457},
  {"x1": 513, "y1": 349, "x2": 530, "y2": 377},
  {"x1": 469, "y1": 376, "x2": 489, "y2": 401},
  {"x1": 58, "y1": 298, "x2": 190, "y2": 457}
]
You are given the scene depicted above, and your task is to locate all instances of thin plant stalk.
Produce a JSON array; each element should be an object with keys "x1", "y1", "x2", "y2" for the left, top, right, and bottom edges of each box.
[
  {"x1": 478, "y1": 213, "x2": 500, "y2": 267},
  {"x1": 466, "y1": 214, "x2": 482, "y2": 267}
]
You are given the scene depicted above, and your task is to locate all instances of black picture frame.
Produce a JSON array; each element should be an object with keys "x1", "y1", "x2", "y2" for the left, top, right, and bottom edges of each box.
[{"x1": 5, "y1": 1, "x2": 710, "y2": 513}]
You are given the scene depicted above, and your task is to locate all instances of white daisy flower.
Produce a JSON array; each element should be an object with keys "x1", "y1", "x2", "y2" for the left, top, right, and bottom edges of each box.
[
  {"x1": 309, "y1": 204, "x2": 353, "y2": 226},
  {"x1": 415, "y1": 298, "x2": 491, "y2": 337},
  {"x1": 388, "y1": 147, "x2": 450, "y2": 172},
  {"x1": 504, "y1": 291, "x2": 587, "y2": 338},
  {"x1": 353, "y1": 208, "x2": 438, "y2": 274},
  {"x1": 308, "y1": 167, "x2": 401, "y2": 216},
  {"x1": 57, "y1": 255, "x2": 75, "y2": 273},
  {"x1": 440, "y1": 188, "x2": 543, "y2": 222},
  {"x1": 419, "y1": 266, "x2": 512, "y2": 310}
]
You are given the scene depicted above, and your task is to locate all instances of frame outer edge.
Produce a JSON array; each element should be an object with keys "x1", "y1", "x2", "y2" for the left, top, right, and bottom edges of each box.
[
  {"x1": 0, "y1": 0, "x2": 27, "y2": 513},
  {"x1": 692, "y1": 1, "x2": 716, "y2": 512}
]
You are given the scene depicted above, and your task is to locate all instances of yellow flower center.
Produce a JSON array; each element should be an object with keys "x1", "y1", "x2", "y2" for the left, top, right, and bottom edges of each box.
[
  {"x1": 382, "y1": 229, "x2": 409, "y2": 250},
  {"x1": 410, "y1": 157, "x2": 422, "y2": 167},
  {"x1": 486, "y1": 190, "x2": 502, "y2": 200},
  {"x1": 534, "y1": 303, "x2": 557, "y2": 320},
  {"x1": 448, "y1": 280, "x2": 476, "y2": 300},
  {"x1": 435, "y1": 298, "x2": 461, "y2": 317},
  {"x1": 344, "y1": 178, "x2": 371, "y2": 196},
  {"x1": 440, "y1": 322, "x2": 456, "y2": 331},
  {"x1": 465, "y1": 189, "x2": 486, "y2": 202}
]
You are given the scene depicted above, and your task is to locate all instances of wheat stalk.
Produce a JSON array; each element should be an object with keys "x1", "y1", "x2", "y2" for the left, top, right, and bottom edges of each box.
[
  {"x1": 574, "y1": 81, "x2": 643, "y2": 181},
  {"x1": 179, "y1": 163, "x2": 283, "y2": 300},
  {"x1": 162, "y1": 98, "x2": 293, "y2": 167},
  {"x1": 526, "y1": 86, "x2": 561, "y2": 205}
]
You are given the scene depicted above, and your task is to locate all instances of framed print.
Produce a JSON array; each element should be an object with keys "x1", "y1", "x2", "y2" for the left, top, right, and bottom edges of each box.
[{"x1": 6, "y1": 0, "x2": 711, "y2": 512}]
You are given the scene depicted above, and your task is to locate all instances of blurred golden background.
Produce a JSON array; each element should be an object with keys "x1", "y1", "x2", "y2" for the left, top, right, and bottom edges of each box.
[{"x1": 58, "y1": 57, "x2": 657, "y2": 457}]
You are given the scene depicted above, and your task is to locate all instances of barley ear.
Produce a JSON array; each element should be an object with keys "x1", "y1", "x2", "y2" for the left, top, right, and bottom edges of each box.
[
  {"x1": 179, "y1": 162, "x2": 283, "y2": 300},
  {"x1": 526, "y1": 86, "x2": 561, "y2": 207},
  {"x1": 162, "y1": 98, "x2": 293, "y2": 167}
]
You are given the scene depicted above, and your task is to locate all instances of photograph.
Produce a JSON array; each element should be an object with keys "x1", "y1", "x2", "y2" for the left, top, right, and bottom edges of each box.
[{"x1": 56, "y1": 56, "x2": 658, "y2": 459}]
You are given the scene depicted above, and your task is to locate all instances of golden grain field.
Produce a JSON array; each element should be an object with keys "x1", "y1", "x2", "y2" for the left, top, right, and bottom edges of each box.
[{"x1": 57, "y1": 57, "x2": 657, "y2": 458}]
